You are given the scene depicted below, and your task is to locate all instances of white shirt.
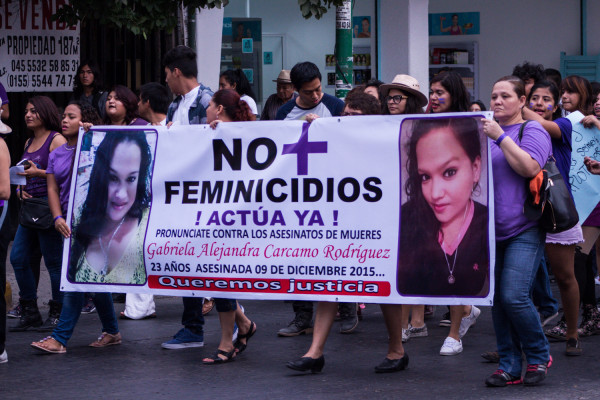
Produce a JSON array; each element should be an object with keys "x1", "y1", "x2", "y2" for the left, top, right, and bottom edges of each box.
[{"x1": 172, "y1": 85, "x2": 200, "y2": 125}]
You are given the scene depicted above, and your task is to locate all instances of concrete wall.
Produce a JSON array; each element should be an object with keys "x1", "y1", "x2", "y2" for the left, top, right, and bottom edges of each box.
[{"x1": 429, "y1": 0, "x2": 586, "y2": 102}]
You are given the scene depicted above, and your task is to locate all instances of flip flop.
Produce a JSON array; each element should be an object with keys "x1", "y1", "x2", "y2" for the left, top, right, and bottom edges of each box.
[
  {"x1": 31, "y1": 337, "x2": 66, "y2": 354},
  {"x1": 202, "y1": 348, "x2": 236, "y2": 364},
  {"x1": 234, "y1": 321, "x2": 257, "y2": 354}
]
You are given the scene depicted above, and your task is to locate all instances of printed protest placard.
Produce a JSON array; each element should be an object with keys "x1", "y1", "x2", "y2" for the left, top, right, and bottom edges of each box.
[
  {"x1": 0, "y1": 0, "x2": 80, "y2": 91},
  {"x1": 61, "y1": 114, "x2": 494, "y2": 305}
]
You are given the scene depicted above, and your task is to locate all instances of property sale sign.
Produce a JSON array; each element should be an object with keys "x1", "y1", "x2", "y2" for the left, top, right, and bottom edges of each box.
[
  {"x1": 61, "y1": 114, "x2": 495, "y2": 305},
  {"x1": 0, "y1": 0, "x2": 80, "y2": 91}
]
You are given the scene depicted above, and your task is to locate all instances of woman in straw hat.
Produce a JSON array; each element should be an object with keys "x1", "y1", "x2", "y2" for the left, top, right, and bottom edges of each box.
[{"x1": 286, "y1": 75, "x2": 427, "y2": 375}]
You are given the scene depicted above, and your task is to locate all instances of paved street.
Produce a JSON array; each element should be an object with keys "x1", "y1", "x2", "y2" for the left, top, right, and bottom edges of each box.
[{"x1": 3, "y1": 265, "x2": 600, "y2": 400}]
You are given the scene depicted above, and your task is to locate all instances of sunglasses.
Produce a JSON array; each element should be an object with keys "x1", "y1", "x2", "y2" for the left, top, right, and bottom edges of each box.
[{"x1": 386, "y1": 95, "x2": 408, "y2": 104}]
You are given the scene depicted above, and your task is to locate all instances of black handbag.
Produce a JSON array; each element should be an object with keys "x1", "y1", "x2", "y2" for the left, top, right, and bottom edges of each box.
[
  {"x1": 519, "y1": 122, "x2": 579, "y2": 233},
  {"x1": 19, "y1": 197, "x2": 53, "y2": 230}
]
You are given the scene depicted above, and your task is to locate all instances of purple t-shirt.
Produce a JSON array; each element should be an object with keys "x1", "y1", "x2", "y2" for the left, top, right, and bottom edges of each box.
[
  {"x1": 46, "y1": 144, "x2": 76, "y2": 215},
  {"x1": 553, "y1": 117, "x2": 573, "y2": 195},
  {"x1": 491, "y1": 121, "x2": 551, "y2": 241},
  {"x1": 0, "y1": 82, "x2": 8, "y2": 105}
]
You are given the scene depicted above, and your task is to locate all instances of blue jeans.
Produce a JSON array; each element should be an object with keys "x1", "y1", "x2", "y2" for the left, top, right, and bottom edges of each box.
[
  {"x1": 52, "y1": 291, "x2": 118, "y2": 346},
  {"x1": 10, "y1": 223, "x2": 64, "y2": 303},
  {"x1": 532, "y1": 255, "x2": 559, "y2": 316},
  {"x1": 492, "y1": 227, "x2": 550, "y2": 376},
  {"x1": 182, "y1": 297, "x2": 204, "y2": 335}
]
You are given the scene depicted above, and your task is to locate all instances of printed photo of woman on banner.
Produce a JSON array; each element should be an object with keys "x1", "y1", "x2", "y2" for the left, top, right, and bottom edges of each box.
[
  {"x1": 68, "y1": 129, "x2": 156, "y2": 285},
  {"x1": 397, "y1": 116, "x2": 490, "y2": 297}
]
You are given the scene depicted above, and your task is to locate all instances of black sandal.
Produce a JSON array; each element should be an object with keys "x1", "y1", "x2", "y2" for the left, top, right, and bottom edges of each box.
[
  {"x1": 202, "y1": 348, "x2": 236, "y2": 364},
  {"x1": 234, "y1": 321, "x2": 257, "y2": 354}
]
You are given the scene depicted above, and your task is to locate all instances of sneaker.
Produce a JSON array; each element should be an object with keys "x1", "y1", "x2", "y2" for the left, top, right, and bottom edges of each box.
[
  {"x1": 545, "y1": 317, "x2": 567, "y2": 341},
  {"x1": 81, "y1": 298, "x2": 96, "y2": 314},
  {"x1": 7, "y1": 303, "x2": 21, "y2": 319},
  {"x1": 459, "y1": 306, "x2": 480, "y2": 338},
  {"x1": 523, "y1": 356, "x2": 552, "y2": 386},
  {"x1": 439, "y1": 311, "x2": 451, "y2": 327},
  {"x1": 407, "y1": 323, "x2": 428, "y2": 338},
  {"x1": 578, "y1": 305, "x2": 600, "y2": 337},
  {"x1": 36, "y1": 300, "x2": 62, "y2": 332},
  {"x1": 539, "y1": 311, "x2": 559, "y2": 327},
  {"x1": 485, "y1": 369, "x2": 522, "y2": 387},
  {"x1": 402, "y1": 328, "x2": 409, "y2": 343},
  {"x1": 161, "y1": 328, "x2": 204, "y2": 349},
  {"x1": 439, "y1": 337, "x2": 462, "y2": 356},
  {"x1": 0, "y1": 350, "x2": 7, "y2": 363},
  {"x1": 565, "y1": 338, "x2": 582, "y2": 356}
]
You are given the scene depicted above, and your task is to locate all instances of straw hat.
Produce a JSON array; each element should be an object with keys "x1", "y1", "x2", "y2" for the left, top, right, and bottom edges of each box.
[
  {"x1": 379, "y1": 74, "x2": 428, "y2": 107},
  {"x1": 273, "y1": 70, "x2": 292, "y2": 83}
]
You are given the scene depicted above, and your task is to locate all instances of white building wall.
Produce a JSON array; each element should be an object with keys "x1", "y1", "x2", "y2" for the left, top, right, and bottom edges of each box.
[{"x1": 429, "y1": 0, "x2": 584, "y2": 102}]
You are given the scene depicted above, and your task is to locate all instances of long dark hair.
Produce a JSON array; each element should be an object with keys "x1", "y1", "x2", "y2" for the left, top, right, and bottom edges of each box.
[
  {"x1": 104, "y1": 85, "x2": 140, "y2": 125},
  {"x1": 403, "y1": 117, "x2": 481, "y2": 248},
  {"x1": 212, "y1": 89, "x2": 256, "y2": 122},
  {"x1": 382, "y1": 92, "x2": 424, "y2": 115},
  {"x1": 220, "y1": 69, "x2": 256, "y2": 100},
  {"x1": 69, "y1": 132, "x2": 152, "y2": 280},
  {"x1": 73, "y1": 60, "x2": 104, "y2": 97},
  {"x1": 27, "y1": 96, "x2": 61, "y2": 134},
  {"x1": 430, "y1": 71, "x2": 470, "y2": 112},
  {"x1": 527, "y1": 81, "x2": 562, "y2": 121}
]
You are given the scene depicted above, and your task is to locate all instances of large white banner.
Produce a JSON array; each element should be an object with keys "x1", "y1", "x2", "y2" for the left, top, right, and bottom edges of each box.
[
  {"x1": 61, "y1": 113, "x2": 495, "y2": 305},
  {"x1": 0, "y1": 0, "x2": 79, "y2": 91}
]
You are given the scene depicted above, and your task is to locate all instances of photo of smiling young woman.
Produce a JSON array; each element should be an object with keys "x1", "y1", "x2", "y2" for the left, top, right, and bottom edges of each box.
[
  {"x1": 68, "y1": 131, "x2": 156, "y2": 285},
  {"x1": 397, "y1": 117, "x2": 490, "y2": 297}
]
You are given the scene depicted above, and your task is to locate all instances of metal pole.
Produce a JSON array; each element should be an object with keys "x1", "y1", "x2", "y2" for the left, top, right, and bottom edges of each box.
[
  {"x1": 187, "y1": 6, "x2": 196, "y2": 50},
  {"x1": 335, "y1": 0, "x2": 353, "y2": 99}
]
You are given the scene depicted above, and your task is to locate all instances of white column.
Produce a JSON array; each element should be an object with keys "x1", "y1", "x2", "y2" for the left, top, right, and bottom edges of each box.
[
  {"x1": 378, "y1": 0, "x2": 429, "y2": 98},
  {"x1": 195, "y1": 7, "x2": 225, "y2": 91}
]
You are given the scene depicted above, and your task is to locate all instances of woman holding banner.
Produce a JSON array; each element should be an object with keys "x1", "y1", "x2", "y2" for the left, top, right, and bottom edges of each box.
[
  {"x1": 287, "y1": 84, "x2": 423, "y2": 374},
  {"x1": 69, "y1": 131, "x2": 152, "y2": 285},
  {"x1": 202, "y1": 89, "x2": 257, "y2": 364},
  {"x1": 31, "y1": 102, "x2": 124, "y2": 353},
  {"x1": 481, "y1": 76, "x2": 552, "y2": 387},
  {"x1": 569, "y1": 77, "x2": 600, "y2": 338},
  {"x1": 10, "y1": 96, "x2": 66, "y2": 333},
  {"x1": 522, "y1": 81, "x2": 583, "y2": 354}
]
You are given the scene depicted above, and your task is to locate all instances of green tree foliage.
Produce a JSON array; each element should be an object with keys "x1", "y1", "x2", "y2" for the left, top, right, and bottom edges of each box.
[
  {"x1": 52, "y1": 0, "x2": 229, "y2": 37},
  {"x1": 298, "y1": 0, "x2": 346, "y2": 20}
]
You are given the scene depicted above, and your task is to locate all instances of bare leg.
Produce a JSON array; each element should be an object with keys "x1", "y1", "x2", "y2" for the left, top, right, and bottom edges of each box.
[
  {"x1": 203, "y1": 310, "x2": 235, "y2": 362},
  {"x1": 546, "y1": 243, "x2": 579, "y2": 339},
  {"x1": 380, "y1": 304, "x2": 405, "y2": 359},
  {"x1": 410, "y1": 305, "x2": 425, "y2": 328},
  {"x1": 401, "y1": 304, "x2": 410, "y2": 329},
  {"x1": 448, "y1": 305, "x2": 469, "y2": 340},
  {"x1": 234, "y1": 301, "x2": 253, "y2": 346},
  {"x1": 304, "y1": 302, "x2": 337, "y2": 359}
]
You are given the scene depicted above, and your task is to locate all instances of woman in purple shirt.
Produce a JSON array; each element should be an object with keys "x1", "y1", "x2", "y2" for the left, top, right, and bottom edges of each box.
[
  {"x1": 104, "y1": 85, "x2": 148, "y2": 126},
  {"x1": 481, "y1": 76, "x2": 552, "y2": 387},
  {"x1": 10, "y1": 96, "x2": 66, "y2": 332}
]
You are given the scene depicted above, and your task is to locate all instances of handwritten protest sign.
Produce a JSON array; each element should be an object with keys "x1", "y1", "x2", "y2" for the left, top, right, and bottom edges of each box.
[
  {"x1": 567, "y1": 111, "x2": 600, "y2": 223},
  {"x1": 60, "y1": 114, "x2": 494, "y2": 305}
]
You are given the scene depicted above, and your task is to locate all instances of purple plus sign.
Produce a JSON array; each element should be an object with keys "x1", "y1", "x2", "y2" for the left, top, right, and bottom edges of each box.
[{"x1": 282, "y1": 123, "x2": 328, "y2": 175}]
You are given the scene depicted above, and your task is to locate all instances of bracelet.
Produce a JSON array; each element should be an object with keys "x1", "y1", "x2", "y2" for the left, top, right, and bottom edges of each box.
[
  {"x1": 495, "y1": 133, "x2": 507, "y2": 146},
  {"x1": 54, "y1": 215, "x2": 63, "y2": 223}
]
